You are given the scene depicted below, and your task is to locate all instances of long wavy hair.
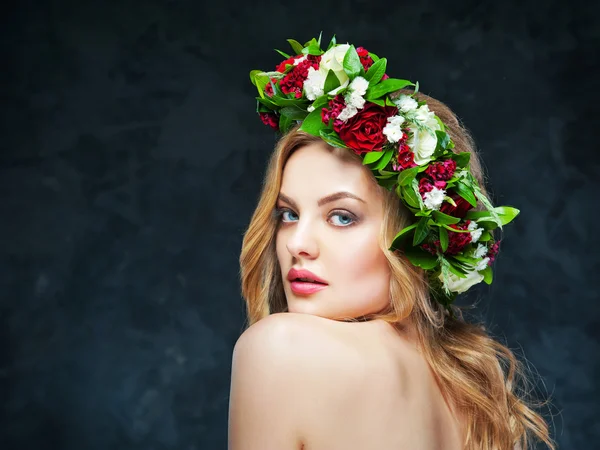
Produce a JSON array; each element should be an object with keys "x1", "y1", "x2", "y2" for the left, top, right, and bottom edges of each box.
[{"x1": 239, "y1": 90, "x2": 555, "y2": 450}]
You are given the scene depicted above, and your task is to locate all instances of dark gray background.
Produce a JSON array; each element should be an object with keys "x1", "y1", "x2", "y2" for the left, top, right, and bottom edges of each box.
[{"x1": 1, "y1": 0, "x2": 598, "y2": 448}]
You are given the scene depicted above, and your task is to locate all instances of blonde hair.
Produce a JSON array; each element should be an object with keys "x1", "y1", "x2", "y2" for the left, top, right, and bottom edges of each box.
[{"x1": 239, "y1": 90, "x2": 555, "y2": 450}]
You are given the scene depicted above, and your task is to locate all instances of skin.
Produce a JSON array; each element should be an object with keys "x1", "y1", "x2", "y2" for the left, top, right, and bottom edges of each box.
[{"x1": 275, "y1": 141, "x2": 392, "y2": 321}]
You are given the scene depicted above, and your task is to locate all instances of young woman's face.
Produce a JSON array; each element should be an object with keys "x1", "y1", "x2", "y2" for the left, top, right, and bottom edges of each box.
[{"x1": 275, "y1": 141, "x2": 391, "y2": 321}]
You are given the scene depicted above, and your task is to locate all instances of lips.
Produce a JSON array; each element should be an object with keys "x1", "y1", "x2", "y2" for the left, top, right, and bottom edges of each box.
[{"x1": 287, "y1": 268, "x2": 328, "y2": 285}]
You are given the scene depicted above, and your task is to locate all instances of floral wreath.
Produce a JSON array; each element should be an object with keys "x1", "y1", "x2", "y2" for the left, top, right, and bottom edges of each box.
[{"x1": 250, "y1": 34, "x2": 519, "y2": 308}]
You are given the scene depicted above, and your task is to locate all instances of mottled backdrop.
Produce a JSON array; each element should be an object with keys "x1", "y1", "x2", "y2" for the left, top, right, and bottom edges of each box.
[{"x1": 1, "y1": 0, "x2": 598, "y2": 449}]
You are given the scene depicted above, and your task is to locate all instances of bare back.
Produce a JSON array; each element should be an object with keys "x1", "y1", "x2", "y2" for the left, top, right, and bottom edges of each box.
[{"x1": 299, "y1": 315, "x2": 466, "y2": 450}]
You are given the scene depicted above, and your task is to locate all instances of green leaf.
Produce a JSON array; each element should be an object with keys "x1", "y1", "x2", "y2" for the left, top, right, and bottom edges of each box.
[
  {"x1": 368, "y1": 98, "x2": 385, "y2": 107},
  {"x1": 413, "y1": 217, "x2": 430, "y2": 246},
  {"x1": 323, "y1": 69, "x2": 341, "y2": 94},
  {"x1": 432, "y1": 210, "x2": 461, "y2": 225},
  {"x1": 287, "y1": 39, "x2": 304, "y2": 55},
  {"x1": 404, "y1": 248, "x2": 438, "y2": 270},
  {"x1": 452, "y1": 152, "x2": 471, "y2": 168},
  {"x1": 435, "y1": 130, "x2": 451, "y2": 151},
  {"x1": 370, "y1": 149, "x2": 394, "y2": 171},
  {"x1": 326, "y1": 34, "x2": 337, "y2": 50},
  {"x1": 495, "y1": 206, "x2": 520, "y2": 226},
  {"x1": 465, "y1": 210, "x2": 493, "y2": 220},
  {"x1": 365, "y1": 78, "x2": 415, "y2": 100},
  {"x1": 439, "y1": 227, "x2": 449, "y2": 252},
  {"x1": 274, "y1": 49, "x2": 290, "y2": 59},
  {"x1": 446, "y1": 260, "x2": 468, "y2": 277},
  {"x1": 455, "y1": 182, "x2": 478, "y2": 207},
  {"x1": 480, "y1": 266, "x2": 493, "y2": 284},
  {"x1": 389, "y1": 223, "x2": 418, "y2": 251},
  {"x1": 397, "y1": 167, "x2": 419, "y2": 186},
  {"x1": 401, "y1": 184, "x2": 420, "y2": 208},
  {"x1": 411, "y1": 178, "x2": 426, "y2": 210},
  {"x1": 376, "y1": 177, "x2": 398, "y2": 191},
  {"x1": 256, "y1": 97, "x2": 276, "y2": 110},
  {"x1": 343, "y1": 45, "x2": 363, "y2": 78},
  {"x1": 302, "y1": 42, "x2": 322, "y2": 56},
  {"x1": 279, "y1": 113, "x2": 293, "y2": 134},
  {"x1": 250, "y1": 70, "x2": 270, "y2": 98},
  {"x1": 311, "y1": 95, "x2": 330, "y2": 109},
  {"x1": 279, "y1": 106, "x2": 309, "y2": 120},
  {"x1": 479, "y1": 231, "x2": 492, "y2": 242},
  {"x1": 364, "y1": 58, "x2": 387, "y2": 84},
  {"x1": 298, "y1": 108, "x2": 326, "y2": 136},
  {"x1": 319, "y1": 129, "x2": 348, "y2": 148},
  {"x1": 362, "y1": 150, "x2": 385, "y2": 165}
]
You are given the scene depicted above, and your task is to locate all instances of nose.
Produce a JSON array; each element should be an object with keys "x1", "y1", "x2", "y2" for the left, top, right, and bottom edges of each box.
[{"x1": 286, "y1": 219, "x2": 319, "y2": 260}]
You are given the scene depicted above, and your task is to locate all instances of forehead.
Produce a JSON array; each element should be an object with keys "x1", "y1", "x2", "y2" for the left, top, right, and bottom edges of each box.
[{"x1": 280, "y1": 142, "x2": 378, "y2": 199}]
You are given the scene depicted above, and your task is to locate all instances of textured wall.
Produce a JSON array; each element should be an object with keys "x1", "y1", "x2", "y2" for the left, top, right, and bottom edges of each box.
[{"x1": 1, "y1": 0, "x2": 598, "y2": 448}]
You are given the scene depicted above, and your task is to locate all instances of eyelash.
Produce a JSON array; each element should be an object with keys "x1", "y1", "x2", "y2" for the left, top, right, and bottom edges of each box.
[{"x1": 273, "y1": 207, "x2": 359, "y2": 228}]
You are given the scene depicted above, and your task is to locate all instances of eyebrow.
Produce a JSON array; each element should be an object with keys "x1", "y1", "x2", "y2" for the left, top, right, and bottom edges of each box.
[{"x1": 277, "y1": 191, "x2": 366, "y2": 208}]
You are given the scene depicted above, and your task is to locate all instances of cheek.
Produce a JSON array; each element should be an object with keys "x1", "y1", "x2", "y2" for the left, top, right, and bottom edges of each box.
[{"x1": 337, "y1": 228, "x2": 388, "y2": 278}]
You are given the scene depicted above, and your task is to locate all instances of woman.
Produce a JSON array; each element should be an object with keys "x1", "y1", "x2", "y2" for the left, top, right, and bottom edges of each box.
[{"x1": 228, "y1": 36, "x2": 554, "y2": 450}]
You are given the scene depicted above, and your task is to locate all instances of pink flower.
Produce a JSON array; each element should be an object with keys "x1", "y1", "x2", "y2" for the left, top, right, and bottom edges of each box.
[
  {"x1": 418, "y1": 177, "x2": 447, "y2": 196},
  {"x1": 487, "y1": 241, "x2": 501, "y2": 265},
  {"x1": 322, "y1": 95, "x2": 346, "y2": 124}
]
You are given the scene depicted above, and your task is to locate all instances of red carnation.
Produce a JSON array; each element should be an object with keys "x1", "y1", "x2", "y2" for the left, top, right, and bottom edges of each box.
[
  {"x1": 322, "y1": 95, "x2": 346, "y2": 125},
  {"x1": 276, "y1": 55, "x2": 300, "y2": 73},
  {"x1": 335, "y1": 102, "x2": 398, "y2": 154},
  {"x1": 439, "y1": 191, "x2": 474, "y2": 219},
  {"x1": 418, "y1": 177, "x2": 447, "y2": 195},
  {"x1": 259, "y1": 112, "x2": 279, "y2": 130},
  {"x1": 356, "y1": 46, "x2": 374, "y2": 71},
  {"x1": 425, "y1": 159, "x2": 457, "y2": 181},
  {"x1": 394, "y1": 143, "x2": 417, "y2": 171},
  {"x1": 279, "y1": 55, "x2": 320, "y2": 99},
  {"x1": 446, "y1": 221, "x2": 473, "y2": 255},
  {"x1": 487, "y1": 241, "x2": 501, "y2": 265},
  {"x1": 264, "y1": 77, "x2": 277, "y2": 97}
]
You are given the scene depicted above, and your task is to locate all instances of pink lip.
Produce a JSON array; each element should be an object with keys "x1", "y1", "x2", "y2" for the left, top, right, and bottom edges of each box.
[{"x1": 290, "y1": 281, "x2": 328, "y2": 295}]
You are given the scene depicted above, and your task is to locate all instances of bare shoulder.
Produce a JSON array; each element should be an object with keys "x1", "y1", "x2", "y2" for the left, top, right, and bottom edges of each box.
[{"x1": 228, "y1": 313, "x2": 373, "y2": 449}]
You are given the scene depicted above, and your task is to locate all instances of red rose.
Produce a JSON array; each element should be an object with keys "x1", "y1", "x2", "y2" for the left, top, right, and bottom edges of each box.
[
  {"x1": 335, "y1": 102, "x2": 398, "y2": 154},
  {"x1": 439, "y1": 191, "x2": 474, "y2": 218}
]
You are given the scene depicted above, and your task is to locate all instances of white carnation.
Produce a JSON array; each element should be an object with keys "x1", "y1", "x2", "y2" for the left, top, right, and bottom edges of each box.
[
  {"x1": 440, "y1": 270, "x2": 484, "y2": 293},
  {"x1": 346, "y1": 92, "x2": 366, "y2": 109},
  {"x1": 349, "y1": 76, "x2": 369, "y2": 96},
  {"x1": 303, "y1": 67, "x2": 326, "y2": 101},
  {"x1": 383, "y1": 115, "x2": 406, "y2": 143},
  {"x1": 476, "y1": 257, "x2": 490, "y2": 272},
  {"x1": 337, "y1": 105, "x2": 358, "y2": 122},
  {"x1": 394, "y1": 94, "x2": 418, "y2": 112},
  {"x1": 467, "y1": 221, "x2": 483, "y2": 243},
  {"x1": 307, "y1": 105, "x2": 315, "y2": 112},
  {"x1": 473, "y1": 243, "x2": 488, "y2": 259},
  {"x1": 423, "y1": 187, "x2": 446, "y2": 210},
  {"x1": 293, "y1": 56, "x2": 307, "y2": 66}
]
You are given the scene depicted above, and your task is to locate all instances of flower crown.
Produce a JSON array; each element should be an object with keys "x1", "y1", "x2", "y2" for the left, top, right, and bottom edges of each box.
[{"x1": 250, "y1": 34, "x2": 519, "y2": 308}]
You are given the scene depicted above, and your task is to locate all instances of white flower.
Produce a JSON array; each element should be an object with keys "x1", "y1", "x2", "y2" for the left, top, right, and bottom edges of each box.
[
  {"x1": 473, "y1": 243, "x2": 488, "y2": 259},
  {"x1": 303, "y1": 67, "x2": 326, "y2": 100},
  {"x1": 307, "y1": 105, "x2": 315, "y2": 112},
  {"x1": 407, "y1": 105, "x2": 441, "y2": 165},
  {"x1": 349, "y1": 76, "x2": 369, "y2": 96},
  {"x1": 476, "y1": 257, "x2": 490, "y2": 272},
  {"x1": 319, "y1": 44, "x2": 351, "y2": 87},
  {"x1": 467, "y1": 221, "x2": 483, "y2": 243},
  {"x1": 293, "y1": 56, "x2": 307, "y2": 66},
  {"x1": 423, "y1": 187, "x2": 446, "y2": 210},
  {"x1": 346, "y1": 92, "x2": 365, "y2": 109},
  {"x1": 394, "y1": 94, "x2": 418, "y2": 112},
  {"x1": 383, "y1": 115, "x2": 406, "y2": 143},
  {"x1": 337, "y1": 105, "x2": 358, "y2": 122},
  {"x1": 440, "y1": 270, "x2": 484, "y2": 293}
]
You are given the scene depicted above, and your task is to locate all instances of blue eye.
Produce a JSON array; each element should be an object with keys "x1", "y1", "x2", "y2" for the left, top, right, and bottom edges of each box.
[{"x1": 274, "y1": 207, "x2": 358, "y2": 228}]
